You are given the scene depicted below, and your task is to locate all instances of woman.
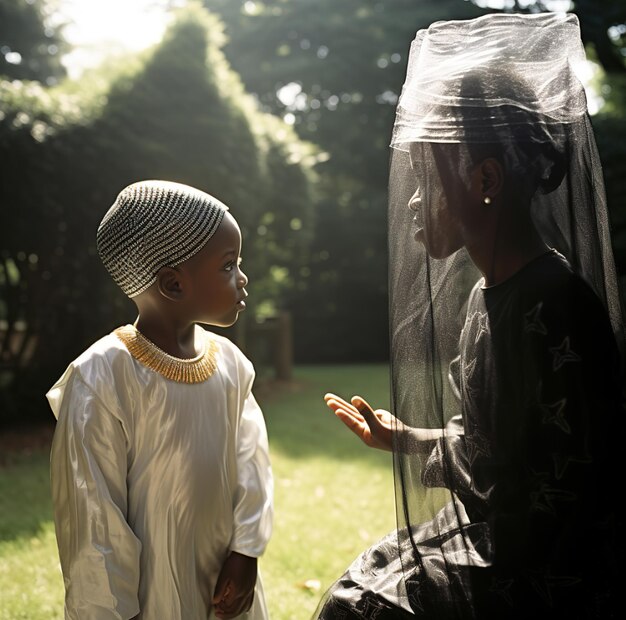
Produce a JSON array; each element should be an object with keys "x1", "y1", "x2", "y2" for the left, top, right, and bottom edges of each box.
[{"x1": 316, "y1": 12, "x2": 624, "y2": 619}]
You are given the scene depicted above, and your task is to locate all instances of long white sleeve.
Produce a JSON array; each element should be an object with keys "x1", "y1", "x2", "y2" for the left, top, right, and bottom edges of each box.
[
  {"x1": 48, "y1": 369, "x2": 142, "y2": 620},
  {"x1": 231, "y1": 386, "x2": 273, "y2": 558}
]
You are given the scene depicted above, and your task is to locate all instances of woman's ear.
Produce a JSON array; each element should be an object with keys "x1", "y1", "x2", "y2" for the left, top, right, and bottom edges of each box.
[
  {"x1": 156, "y1": 267, "x2": 185, "y2": 302},
  {"x1": 480, "y1": 157, "x2": 504, "y2": 201}
]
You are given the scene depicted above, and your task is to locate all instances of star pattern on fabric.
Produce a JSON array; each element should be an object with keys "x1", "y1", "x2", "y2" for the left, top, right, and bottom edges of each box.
[
  {"x1": 539, "y1": 397, "x2": 570, "y2": 434},
  {"x1": 527, "y1": 570, "x2": 582, "y2": 607},
  {"x1": 462, "y1": 357, "x2": 482, "y2": 406},
  {"x1": 466, "y1": 433, "x2": 492, "y2": 464},
  {"x1": 461, "y1": 524, "x2": 493, "y2": 563},
  {"x1": 551, "y1": 450, "x2": 592, "y2": 481},
  {"x1": 408, "y1": 591, "x2": 424, "y2": 614},
  {"x1": 359, "y1": 598, "x2": 383, "y2": 619},
  {"x1": 328, "y1": 600, "x2": 351, "y2": 620},
  {"x1": 465, "y1": 423, "x2": 492, "y2": 464},
  {"x1": 527, "y1": 570, "x2": 552, "y2": 607},
  {"x1": 529, "y1": 470, "x2": 576, "y2": 515},
  {"x1": 524, "y1": 302, "x2": 548, "y2": 335},
  {"x1": 405, "y1": 573, "x2": 425, "y2": 614},
  {"x1": 549, "y1": 337, "x2": 581, "y2": 371},
  {"x1": 471, "y1": 311, "x2": 490, "y2": 344},
  {"x1": 489, "y1": 577, "x2": 516, "y2": 607}
]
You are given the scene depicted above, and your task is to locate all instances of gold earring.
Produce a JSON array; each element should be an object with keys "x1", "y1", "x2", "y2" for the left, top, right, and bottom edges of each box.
[{"x1": 483, "y1": 196, "x2": 492, "y2": 205}]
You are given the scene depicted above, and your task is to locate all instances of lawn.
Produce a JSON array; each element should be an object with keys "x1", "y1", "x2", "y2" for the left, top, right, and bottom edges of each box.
[{"x1": 0, "y1": 364, "x2": 397, "y2": 620}]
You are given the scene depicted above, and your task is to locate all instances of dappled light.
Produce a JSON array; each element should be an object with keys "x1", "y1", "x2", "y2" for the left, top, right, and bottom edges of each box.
[
  {"x1": 1, "y1": 1, "x2": 625, "y2": 618},
  {"x1": 1, "y1": 0, "x2": 624, "y2": 518}
]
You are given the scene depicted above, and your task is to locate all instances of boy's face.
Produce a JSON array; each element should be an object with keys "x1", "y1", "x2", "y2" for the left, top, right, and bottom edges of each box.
[{"x1": 177, "y1": 211, "x2": 248, "y2": 327}]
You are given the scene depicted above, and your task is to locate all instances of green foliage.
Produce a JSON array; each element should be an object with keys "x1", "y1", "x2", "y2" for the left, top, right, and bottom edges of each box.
[
  {"x1": 3, "y1": 0, "x2": 626, "y2": 426},
  {"x1": 0, "y1": 0, "x2": 67, "y2": 84},
  {"x1": 205, "y1": 0, "x2": 626, "y2": 361},
  {"x1": 469, "y1": 1, "x2": 626, "y2": 75},
  {"x1": 203, "y1": 0, "x2": 488, "y2": 361},
  {"x1": 0, "y1": 3, "x2": 318, "y2": 425},
  {"x1": 573, "y1": 0, "x2": 626, "y2": 75}
]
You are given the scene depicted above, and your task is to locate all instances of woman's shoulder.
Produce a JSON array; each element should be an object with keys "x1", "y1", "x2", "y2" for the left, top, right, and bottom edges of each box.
[
  {"x1": 525, "y1": 251, "x2": 608, "y2": 319},
  {"x1": 517, "y1": 252, "x2": 619, "y2": 364},
  {"x1": 486, "y1": 249, "x2": 605, "y2": 315},
  {"x1": 479, "y1": 250, "x2": 617, "y2": 352}
]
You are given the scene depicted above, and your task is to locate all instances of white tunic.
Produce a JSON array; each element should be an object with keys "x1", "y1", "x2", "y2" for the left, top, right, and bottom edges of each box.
[{"x1": 47, "y1": 326, "x2": 273, "y2": 620}]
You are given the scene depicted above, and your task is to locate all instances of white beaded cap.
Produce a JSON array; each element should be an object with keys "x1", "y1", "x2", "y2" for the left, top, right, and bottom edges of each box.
[{"x1": 97, "y1": 180, "x2": 228, "y2": 297}]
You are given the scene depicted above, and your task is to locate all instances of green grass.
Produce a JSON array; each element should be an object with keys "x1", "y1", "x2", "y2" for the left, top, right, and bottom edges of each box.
[
  {"x1": 0, "y1": 364, "x2": 396, "y2": 620},
  {"x1": 0, "y1": 451, "x2": 65, "y2": 619}
]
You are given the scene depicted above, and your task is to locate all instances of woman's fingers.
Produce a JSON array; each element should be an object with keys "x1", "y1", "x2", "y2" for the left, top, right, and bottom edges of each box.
[
  {"x1": 352, "y1": 395, "x2": 393, "y2": 451},
  {"x1": 324, "y1": 394, "x2": 372, "y2": 441},
  {"x1": 325, "y1": 393, "x2": 360, "y2": 413},
  {"x1": 351, "y1": 396, "x2": 380, "y2": 429},
  {"x1": 325, "y1": 396, "x2": 364, "y2": 421},
  {"x1": 324, "y1": 392, "x2": 393, "y2": 449},
  {"x1": 334, "y1": 405, "x2": 368, "y2": 431}
]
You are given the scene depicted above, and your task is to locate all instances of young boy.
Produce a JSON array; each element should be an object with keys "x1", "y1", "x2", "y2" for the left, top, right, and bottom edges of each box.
[{"x1": 46, "y1": 180, "x2": 273, "y2": 620}]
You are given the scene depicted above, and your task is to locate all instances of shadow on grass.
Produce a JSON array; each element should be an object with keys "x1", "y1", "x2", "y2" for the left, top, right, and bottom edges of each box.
[
  {"x1": 256, "y1": 363, "x2": 391, "y2": 465},
  {"x1": 0, "y1": 446, "x2": 55, "y2": 543},
  {"x1": 0, "y1": 364, "x2": 391, "y2": 544}
]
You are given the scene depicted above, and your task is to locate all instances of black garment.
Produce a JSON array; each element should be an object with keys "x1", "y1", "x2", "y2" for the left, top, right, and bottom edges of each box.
[{"x1": 316, "y1": 251, "x2": 623, "y2": 619}]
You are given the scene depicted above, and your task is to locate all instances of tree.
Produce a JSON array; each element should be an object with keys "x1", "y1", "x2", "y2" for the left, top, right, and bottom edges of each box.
[
  {"x1": 202, "y1": 0, "x2": 487, "y2": 361},
  {"x1": 0, "y1": 2, "x2": 318, "y2": 424},
  {"x1": 0, "y1": 0, "x2": 67, "y2": 83},
  {"x1": 202, "y1": 0, "x2": 626, "y2": 360},
  {"x1": 575, "y1": 0, "x2": 626, "y2": 75},
  {"x1": 467, "y1": 0, "x2": 626, "y2": 75}
]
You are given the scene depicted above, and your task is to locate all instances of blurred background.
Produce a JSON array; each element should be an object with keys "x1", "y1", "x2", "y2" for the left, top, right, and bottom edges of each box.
[{"x1": 0, "y1": 0, "x2": 625, "y2": 423}]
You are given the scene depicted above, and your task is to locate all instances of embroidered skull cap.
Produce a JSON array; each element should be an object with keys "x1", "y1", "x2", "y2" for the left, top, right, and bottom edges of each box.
[{"x1": 97, "y1": 180, "x2": 228, "y2": 297}]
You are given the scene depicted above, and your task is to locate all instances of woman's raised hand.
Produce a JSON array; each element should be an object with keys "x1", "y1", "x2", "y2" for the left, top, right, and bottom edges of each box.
[{"x1": 323, "y1": 393, "x2": 397, "y2": 451}]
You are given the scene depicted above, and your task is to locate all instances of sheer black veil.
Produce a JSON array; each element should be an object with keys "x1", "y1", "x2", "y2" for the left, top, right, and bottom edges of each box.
[{"x1": 388, "y1": 11, "x2": 625, "y2": 616}]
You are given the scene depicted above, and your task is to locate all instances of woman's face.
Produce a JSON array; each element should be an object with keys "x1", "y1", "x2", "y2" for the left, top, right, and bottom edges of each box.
[{"x1": 408, "y1": 142, "x2": 469, "y2": 259}]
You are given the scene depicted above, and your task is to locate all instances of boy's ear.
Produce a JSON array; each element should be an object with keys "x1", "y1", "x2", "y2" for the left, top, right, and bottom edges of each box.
[
  {"x1": 156, "y1": 267, "x2": 185, "y2": 301},
  {"x1": 480, "y1": 157, "x2": 504, "y2": 199}
]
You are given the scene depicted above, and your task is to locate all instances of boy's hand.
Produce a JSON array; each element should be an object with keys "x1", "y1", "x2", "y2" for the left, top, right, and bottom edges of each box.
[
  {"x1": 324, "y1": 393, "x2": 397, "y2": 451},
  {"x1": 212, "y1": 551, "x2": 257, "y2": 619}
]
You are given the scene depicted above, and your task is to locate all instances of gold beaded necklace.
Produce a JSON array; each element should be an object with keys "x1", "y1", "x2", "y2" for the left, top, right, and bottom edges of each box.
[{"x1": 114, "y1": 324, "x2": 219, "y2": 384}]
